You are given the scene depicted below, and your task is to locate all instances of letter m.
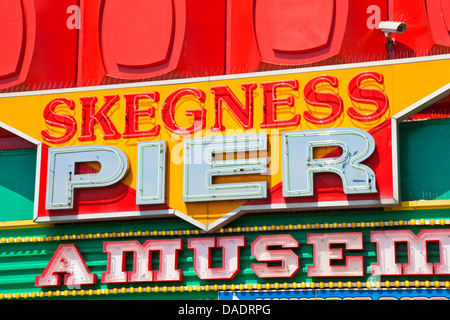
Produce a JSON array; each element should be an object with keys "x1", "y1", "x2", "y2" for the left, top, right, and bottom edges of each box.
[{"x1": 371, "y1": 229, "x2": 450, "y2": 275}]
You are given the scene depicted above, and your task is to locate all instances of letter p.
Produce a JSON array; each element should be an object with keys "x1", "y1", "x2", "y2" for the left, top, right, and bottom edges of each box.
[{"x1": 45, "y1": 145, "x2": 128, "y2": 210}]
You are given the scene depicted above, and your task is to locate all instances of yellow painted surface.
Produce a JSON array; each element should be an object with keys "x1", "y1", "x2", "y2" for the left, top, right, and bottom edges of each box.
[
  {"x1": 0, "y1": 220, "x2": 52, "y2": 230},
  {"x1": 1, "y1": 57, "x2": 449, "y2": 227},
  {"x1": 386, "y1": 200, "x2": 450, "y2": 211}
]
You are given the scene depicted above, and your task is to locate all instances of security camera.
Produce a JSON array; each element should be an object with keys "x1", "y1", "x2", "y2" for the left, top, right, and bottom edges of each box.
[
  {"x1": 378, "y1": 21, "x2": 408, "y2": 35},
  {"x1": 378, "y1": 21, "x2": 407, "y2": 59}
]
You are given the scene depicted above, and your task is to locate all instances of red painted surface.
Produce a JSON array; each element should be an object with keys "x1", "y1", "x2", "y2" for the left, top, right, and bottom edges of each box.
[
  {"x1": 77, "y1": 0, "x2": 226, "y2": 86},
  {"x1": 0, "y1": 0, "x2": 24, "y2": 80},
  {"x1": 0, "y1": 128, "x2": 35, "y2": 150},
  {"x1": 406, "y1": 95, "x2": 450, "y2": 121},
  {"x1": 426, "y1": 0, "x2": 450, "y2": 50},
  {"x1": 389, "y1": 0, "x2": 450, "y2": 57},
  {"x1": 0, "y1": 0, "x2": 34, "y2": 90},
  {"x1": 96, "y1": 0, "x2": 183, "y2": 80},
  {"x1": 0, "y1": 0, "x2": 78, "y2": 91},
  {"x1": 102, "y1": 0, "x2": 174, "y2": 70},
  {"x1": 245, "y1": 120, "x2": 393, "y2": 207},
  {"x1": 0, "y1": 1, "x2": 448, "y2": 90},
  {"x1": 0, "y1": 136, "x2": 35, "y2": 150},
  {"x1": 254, "y1": 0, "x2": 347, "y2": 65}
]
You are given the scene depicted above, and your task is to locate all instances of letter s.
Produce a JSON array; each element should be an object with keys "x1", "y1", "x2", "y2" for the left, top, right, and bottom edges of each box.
[
  {"x1": 41, "y1": 98, "x2": 77, "y2": 144},
  {"x1": 347, "y1": 71, "x2": 389, "y2": 122}
]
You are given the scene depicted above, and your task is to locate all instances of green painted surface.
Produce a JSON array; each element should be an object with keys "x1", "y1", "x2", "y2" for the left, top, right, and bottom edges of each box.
[
  {"x1": 0, "y1": 149, "x2": 36, "y2": 221},
  {"x1": 400, "y1": 119, "x2": 450, "y2": 201}
]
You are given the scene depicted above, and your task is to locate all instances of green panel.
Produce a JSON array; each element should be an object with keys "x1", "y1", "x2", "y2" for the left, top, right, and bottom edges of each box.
[
  {"x1": 0, "y1": 149, "x2": 36, "y2": 221},
  {"x1": 400, "y1": 119, "x2": 450, "y2": 201},
  {"x1": 1, "y1": 118, "x2": 450, "y2": 300},
  {"x1": 0, "y1": 209, "x2": 449, "y2": 300}
]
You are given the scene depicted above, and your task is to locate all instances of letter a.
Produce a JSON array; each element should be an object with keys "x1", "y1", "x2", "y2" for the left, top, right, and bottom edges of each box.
[{"x1": 35, "y1": 244, "x2": 97, "y2": 287}]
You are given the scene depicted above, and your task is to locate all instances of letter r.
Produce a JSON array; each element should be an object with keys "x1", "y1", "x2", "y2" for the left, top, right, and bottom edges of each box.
[{"x1": 282, "y1": 127, "x2": 377, "y2": 197}]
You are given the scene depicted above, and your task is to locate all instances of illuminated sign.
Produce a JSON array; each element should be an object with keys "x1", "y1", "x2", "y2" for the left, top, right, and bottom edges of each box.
[
  {"x1": 34, "y1": 228, "x2": 450, "y2": 288},
  {"x1": 1, "y1": 56, "x2": 450, "y2": 231}
]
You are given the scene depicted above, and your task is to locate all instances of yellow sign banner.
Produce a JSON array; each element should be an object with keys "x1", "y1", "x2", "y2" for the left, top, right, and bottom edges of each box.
[{"x1": 0, "y1": 56, "x2": 449, "y2": 231}]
